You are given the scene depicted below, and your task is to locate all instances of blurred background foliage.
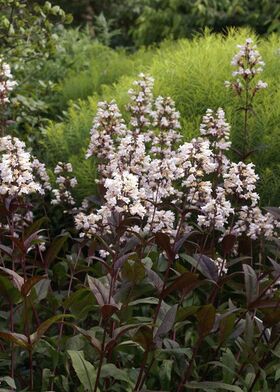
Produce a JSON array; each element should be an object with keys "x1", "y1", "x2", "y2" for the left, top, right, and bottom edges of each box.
[{"x1": 35, "y1": 0, "x2": 280, "y2": 48}]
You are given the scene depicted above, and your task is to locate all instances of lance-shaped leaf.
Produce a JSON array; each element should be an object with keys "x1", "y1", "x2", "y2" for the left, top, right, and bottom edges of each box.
[
  {"x1": 23, "y1": 229, "x2": 45, "y2": 251},
  {"x1": 114, "y1": 252, "x2": 136, "y2": 270},
  {"x1": 87, "y1": 276, "x2": 120, "y2": 318},
  {"x1": 87, "y1": 276, "x2": 110, "y2": 306},
  {"x1": 0, "y1": 275, "x2": 21, "y2": 304},
  {"x1": 21, "y1": 275, "x2": 47, "y2": 297},
  {"x1": 174, "y1": 232, "x2": 199, "y2": 254},
  {"x1": 87, "y1": 275, "x2": 110, "y2": 306},
  {"x1": 23, "y1": 216, "x2": 49, "y2": 240},
  {"x1": 45, "y1": 233, "x2": 69, "y2": 266},
  {"x1": 219, "y1": 314, "x2": 236, "y2": 344},
  {"x1": 183, "y1": 381, "x2": 243, "y2": 391},
  {"x1": 146, "y1": 268, "x2": 164, "y2": 292},
  {"x1": 0, "y1": 376, "x2": 16, "y2": 390},
  {"x1": 155, "y1": 232, "x2": 174, "y2": 260},
  {"x1": 0, "y1": 244, "x2": 12, "y2": 257},
  {"x1": 106, "y1": 323, "x2": 142, "y2": 354},
  {"x1": 220, "y1": 234, "x2": 237, "y2": 256},
  {"x1": 133, "y1": 325, "x2": 154, "y2": 351},
  {"x1": 182, "y1": 254, "x2": 218, "y2": 282},
  {"x1": 0, "y1": 267, "x2": 24, "y2": 291},
  {"x1": 101, "y1": 304, "x2": 120, "y2": 320},
  {"x1": 196, "y1": 304, "x2": 216, "y2": 337},
  {"x1": 100, "y1": 363, "x2": 133, "y2": 386},
  {"x1": 68, "y1": 350, "x2": 96, "y2": 391},
  {"x1": 154, "y1": 304, "x2": 178, "y2": 346},
  {"x1": 162, "y1": 271, "x2": 200, "y2": 298},
  {"x1": 0, "y1": 332, "x2": 30, "y2": 350},
  {"x1": 30, "y1": 314, "x2": 73, "y2": 345},
  {"x1": 243, "y1": 264, "x2": 259, "y2": 305},
  {"x1": 75, "y1": 327, "x2": 102, "y2": 354}
]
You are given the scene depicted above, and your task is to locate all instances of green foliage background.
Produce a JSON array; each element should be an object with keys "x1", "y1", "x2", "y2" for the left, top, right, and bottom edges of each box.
[
  {"x1": 42, "y1": 29, "x2": 280, "y2": 206},
  {"x1": 34, "y1": 0, "x2": 280, "y2": 47}
]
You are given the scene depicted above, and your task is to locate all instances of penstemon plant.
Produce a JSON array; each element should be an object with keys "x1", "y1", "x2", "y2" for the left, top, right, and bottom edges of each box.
[
  {"x1": 0, "y1": 39, "x2": 280, "y2": 392},
  {"x1": 225, "y1": 38, "x2": 268, "y2": 160}
]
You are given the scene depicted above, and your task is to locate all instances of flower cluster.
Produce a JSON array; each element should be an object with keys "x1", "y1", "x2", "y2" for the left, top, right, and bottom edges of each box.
[
  {"x1": 128, "y1": 73, "x2": 154, "y2": 132},
  {"x1": 75, "y1": 72, "x2": 279, "y2": 248},
  {"x1": 52, "y1": 162, "x2": 77, "y2": 208},
  {"x1": 0, "y1": 59, "x2": 17, "y2": 105},
  {"x1": 225, "y1": 38, "x2": 267, "y2": 95},
  {"x1": 0, "y1": 136, "x2": 50, "y2": 197}
]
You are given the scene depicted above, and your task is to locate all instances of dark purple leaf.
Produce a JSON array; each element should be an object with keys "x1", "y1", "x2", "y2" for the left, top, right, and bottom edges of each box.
[
  {"x1": 162, "y1": 272, "x2": 200, "y2": 298},
  {"x1": 155, "y1": 232, "x2": 173, "y2": 260},
  {"x1": 221, "y1": 234, "x2": 237, "y2": 256}
]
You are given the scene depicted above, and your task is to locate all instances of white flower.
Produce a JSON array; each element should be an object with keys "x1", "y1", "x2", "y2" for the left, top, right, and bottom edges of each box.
[
  {"x1": 226, "y1": 38, "x2": 267, "y2": 93},
  {"x1": 0, "y1": 58, "x2": 17, "y2": 104},
  {"x1": 0, "y1": 136, "x2": 46, "y2": 196},
  {"x1": 52, "y1": 162, "x2": 77, "y2": 207}
]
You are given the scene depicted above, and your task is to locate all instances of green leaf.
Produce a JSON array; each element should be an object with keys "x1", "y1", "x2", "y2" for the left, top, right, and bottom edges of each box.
[
  {"x1": 23, "y1": 217, "x2": 49, "y2": 240},
  {"x1": 35, "y1": 278, "x2": 50, "y2": 302},
  {"x1": 128, "y1": 297, "x2": 159, "y2": 306},
  {"x1": 100, "y1": 363, "x2": 133, "y2": 385},
  {"x1": 41, "y1": 369, "x2": 52, "y2": 391},
  {"x1": 0, "y1": 275, "x2": 21, "y2": 304},
  {"x1": 183, "y1": 381, "x2": 243, "y2": 391},
  {"x1": 64, "y1": 288, "x2": 95, "y2": 319},
  {"x1": 122, "y1": 259, "x2": 145, "y2": 283},
  {"x1": 67, "y1": 350, "x2": 96, "y2": 391},
  {"x1": 159, "y1": 359, "x2": 173, "y2": 390},
  {"x1": 45, "y1": 233, "x2": 69, "y2": 265},
  {"x1": 30, "y1": 314, "x2": 74, "y2": 345},
  {"x1": 75, "y1": 327, "x2": 102, "y2": 354},
  {"x1": 219, "y1": 314, "x2": 236, "y2": 343},
  {"x1": 0, "y1": 332, "x2": 30, "y2": 350},
  {"x1": 0, "y1": 267, "x2": 24, "y2": 291}
]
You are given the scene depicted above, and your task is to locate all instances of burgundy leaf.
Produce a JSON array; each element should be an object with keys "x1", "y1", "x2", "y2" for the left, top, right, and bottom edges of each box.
[{"x1": 162, "y1": 272, "x2": 200, "y2": 298}]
